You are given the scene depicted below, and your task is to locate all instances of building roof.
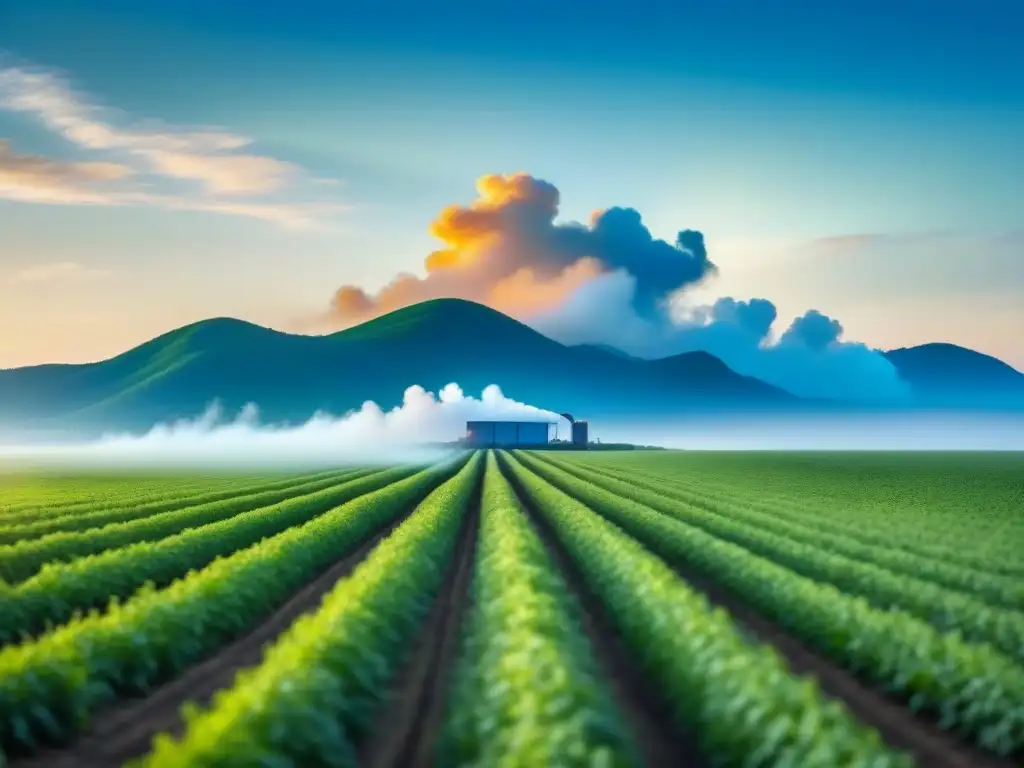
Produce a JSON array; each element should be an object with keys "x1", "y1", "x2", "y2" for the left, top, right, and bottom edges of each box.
[{"x1": 465, "y1": 418, "x2": 557, "y2": 423}]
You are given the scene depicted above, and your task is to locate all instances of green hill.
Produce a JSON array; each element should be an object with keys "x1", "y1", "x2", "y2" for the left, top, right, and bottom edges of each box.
[
  {"x1": 883, "y1": 343, "x2": 1024, "y2": 408},
  {"x1": 0, "y1": 299, "x2": 792, "y2": 434}
]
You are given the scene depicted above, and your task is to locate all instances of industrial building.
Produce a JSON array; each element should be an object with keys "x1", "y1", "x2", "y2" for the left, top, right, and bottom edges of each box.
[
  {"x1": 561, "y1": 413, "x2": 590, "y2": 447},
  {"x1": 465, "y1": 420, "x2": 553, "y2": 447},
  {"x1": 464, "y1": 413, "x2": 591, "y2": 449}
]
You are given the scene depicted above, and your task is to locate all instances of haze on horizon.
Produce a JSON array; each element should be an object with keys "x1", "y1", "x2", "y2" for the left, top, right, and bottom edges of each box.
[
  {"x1": 4, "y1": 381, "x2": 1024, "y2": 471},
  {"x1": 1, "y1": 1, "x2": 1022, "y2": 373}
]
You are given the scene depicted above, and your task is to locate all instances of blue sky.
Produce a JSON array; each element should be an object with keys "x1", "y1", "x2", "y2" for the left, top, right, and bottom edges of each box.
[{"x1": 1, "y1": 0, "x2": 1022, "y2": 369}]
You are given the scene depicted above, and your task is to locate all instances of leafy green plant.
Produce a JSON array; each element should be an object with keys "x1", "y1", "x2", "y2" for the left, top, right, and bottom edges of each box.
[
  {"x1": 133, "y1": 452, "x2": 484, "y2": 767},
  {"x1": 0, "y1": 475, "x2": 262, "y2": 523},
  {"x1": 502, "y1": 452, "x2": 911, "y2": 767},
  {"x1": 523, "y1": 452, "x2": 1024, "y2": 664},
  {"x1": 536, "y1": 453, "x2": 1024, "y2": 611},
  {"x1": 514, "y1": 452, "x2": 1024, "y2": 758},
  {"x1": 0, "y1": 469, "x2": 384, "y2": 584},
  {"x1": 547, "y1": 451, "x2": 1024, "y2": 578},
  {"x1": 0, "y1": 468, "x2": 348, "y2": 543},
  {"x1": 439, "y1": 451, "x2": 637, "y2": 767},
  {"x1": 0, "y1": 455, "x2": 468, "y2": 760},
  {"x1": 0, "y1": 467, "x2": 425, "y2": 644}
]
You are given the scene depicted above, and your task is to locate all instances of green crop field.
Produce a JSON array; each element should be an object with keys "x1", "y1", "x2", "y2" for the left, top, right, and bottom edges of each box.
[{"x1": 0, "y1": 450, "x2": 1022, "y2": 767}]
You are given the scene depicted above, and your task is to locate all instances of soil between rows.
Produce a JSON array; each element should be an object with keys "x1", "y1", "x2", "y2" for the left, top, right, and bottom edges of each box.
[
  {"x1": 498, "y1": 451, "x2": 705, "y2": 768},
  {"x1": 10, "y1": 507, "x2": 418, "y2": 768},
  {"x1": 652, "y1": 548, "x2": 1017, "y2": 768},
  {"x1": 524, "y1": 457, "x2": 1016, "y2": 768},
  {"x1": 358, "y1": 466, "x2": 483, "y2": 768}
]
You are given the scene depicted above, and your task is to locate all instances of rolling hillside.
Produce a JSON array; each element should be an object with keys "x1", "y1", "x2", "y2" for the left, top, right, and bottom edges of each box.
[
  {"x1": 3, "y1": 299, "x2": 1021, "y2": 436},
  {"x1": 0, "y1": 299, "x2": 792, "y2": 434},
  {"x1": 884, "y1": 343, "x2": 1024, "y2": 406}
]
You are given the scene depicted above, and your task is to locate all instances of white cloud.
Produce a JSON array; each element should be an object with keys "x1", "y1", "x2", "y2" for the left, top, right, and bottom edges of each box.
[
  {"x1": 0, "y1": 139, "x2": 133, "y2": 204},
  {"x1": 0, "y1": 383, "x2": 570, "y2": 468},
  {"x1": 0, "y1": 63, "x2": 346, "y2": 227},
  {"x1": 144, "y1": 150, "x2": 298, "y2": 196}
]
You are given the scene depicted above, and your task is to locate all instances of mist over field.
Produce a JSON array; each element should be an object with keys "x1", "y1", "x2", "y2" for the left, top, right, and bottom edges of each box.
[
  {"x1": 2, "y1": 377, "x2": 1022, "y2": 471},
  {"x1": 0, "y1": 383, "x2": 568, "y2": 469},
  {"x1": 600, "y1": 411, "x2": 1024, "y2": 451}
]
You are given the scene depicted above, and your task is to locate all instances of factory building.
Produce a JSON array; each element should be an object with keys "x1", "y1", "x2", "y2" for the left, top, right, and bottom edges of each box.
[
  {"x1": 561, "y1": 413, "x2": 590, "y2": 447},
  {"x1": 465, "y1": 420, "x2": 553, "y2": 447}
]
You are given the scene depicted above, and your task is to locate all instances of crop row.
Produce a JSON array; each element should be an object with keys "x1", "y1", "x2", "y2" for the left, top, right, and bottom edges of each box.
[
  {"x1": 526, "y1": 452, "x2": 1024, "y2": 667},
  {"x1": 536, "y1": 454, "x2": 1024, "y2": 611},
  {"x1": 133, "y1": 452, "x2": 484, "y2": 767},
  {"x1": 440, "y1": 452, "x2": 637, "y2": 766},
  {"x1": 500, "y1": 452, "x2": 911, "y2": 766},
  {"x1": 0, "y1": 468, "x2": 377, "y2": 584},
  {"x1": 560, "y1": 455, "x2": 1024, "y2": 579},
  {"x1": 0, "y1": 466, "x2": 421, "y2": 644},
  {"x1": 609, "y1": 457, "x2": 1024, "y2": 579},
  {"x1": 0, "y1": 475, "x2": 223, "y2": 512},
  {"x1": 514, "y1": 452, "x2": 1024, "y2": 757},
  {"x1": 0, "y1": 474, "x2": 271, "y2": 522},
  {"x1": 0, "y1": 468, "x2": 349, "y2": 543},
  {"x1": 0, "y1": 454, "x2": 469, "y2": 759}
]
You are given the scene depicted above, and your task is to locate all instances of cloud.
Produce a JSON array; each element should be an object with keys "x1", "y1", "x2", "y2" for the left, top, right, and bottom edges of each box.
[
  {"x1": 0, "y1": 63, "x2": 346, "y2": 227},
  {"x1": 0, "y1": 139, "x2": 133, "y2": 204},
  {"x1": 323, "y1": 171, "x2": 909, "y2": 401},
  {"x1": 329, "y1": 171, "x2": 715, "y2": 323},
  {"x1": 9, "y1": 261, "x2": 108, "y2": 285},
  {"x1": 530, "y1": 272, "x2": 911, "y2": 401},
  {"x1": 777, "y1": 309, "x2": 842, "y2": 351},
  {"x1": 0, "y1": 383, "x2": 570, "y2": 468},
  {"x1": 143, "y1": 150, "x2": 298, "y2": 197}
]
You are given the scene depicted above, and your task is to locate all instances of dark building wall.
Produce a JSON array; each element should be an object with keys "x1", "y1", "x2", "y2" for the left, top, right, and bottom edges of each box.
[
  {"x1": 571, "y1": 420, "x2": 589, "y2": 446},
  {"x1": 465, "y1": 420, "x2": 551, "y2": 447},
  {"x1": 494, "y1": 421, "x2": 519, "y2": 445},
  {"x1": 517, "y1": 421, "x2": 550, "y2": 445}
]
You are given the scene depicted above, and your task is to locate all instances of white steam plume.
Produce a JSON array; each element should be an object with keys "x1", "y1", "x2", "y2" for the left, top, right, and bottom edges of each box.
[{"x1": 0, "y1": 383, "x2": 570, "y2": 469}]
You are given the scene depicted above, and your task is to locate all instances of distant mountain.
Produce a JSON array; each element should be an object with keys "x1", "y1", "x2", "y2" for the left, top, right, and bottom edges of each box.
[
  {"x1": 571, "y1": 343, "x2": 639, "y2": 360},
  {"x1": 884, "y1": 343, "x2": 1024, "y2": 408},
  {"x1": 0, "y1": 299, "x2": 794, "y2": 435}
]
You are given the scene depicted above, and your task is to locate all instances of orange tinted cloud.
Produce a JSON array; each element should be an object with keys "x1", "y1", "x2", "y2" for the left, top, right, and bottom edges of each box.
[
  {"x1": 330, "y1": 171, "x2": 713, "y2": 325},
  {"x1": 488, "y1": 258, "x2": 604, "y2": 316}
]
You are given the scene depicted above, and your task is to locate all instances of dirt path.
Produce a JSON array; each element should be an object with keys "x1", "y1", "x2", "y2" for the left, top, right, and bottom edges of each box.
[
  {"x1": 502, "y1": 454, "x2": 1020, "y2": 768},
  {"x1": 655, "y1": 554, "x2": 1016, "y2": 768},
  {"x1": 11, "y1": 512, "x2": 415, "y2": 768},
  {"x1": 499, "y1": 453, "x2": 704, "y2": 768},
  {"x1": 359, "y1": 470, "x2": 483, "y2": 768}
]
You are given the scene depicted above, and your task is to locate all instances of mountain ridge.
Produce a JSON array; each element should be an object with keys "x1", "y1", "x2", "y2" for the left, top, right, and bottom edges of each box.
[
  {"x1": 0, "y1": 299, "x2": 792, "y2": 434},
  {"x1": 1, "y1": 298, "x2": 1021, "y2": 435}
]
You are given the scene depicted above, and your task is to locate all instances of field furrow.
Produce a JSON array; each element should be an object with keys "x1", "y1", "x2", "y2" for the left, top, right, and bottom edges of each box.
[
  {"x1": 500, "y1": 452, "x2": 914, "y2": 767},
  {"x1": 0, "y1": 477, "x2": 224, "y2": 512},
  {"x1": 132, "y1": 452, "x2": 484, "y2": 767},
  {"x1": 0, "y1": 455, "x2": 469, "y2": 762},
  {"x1": 0, "y1": 476, "x2": 268, "y2": 521},
  {"x1": 0, "y1": 468, "x2": 377, "y2": 583},
  {"x1": 1, "y1": 447, "x2": 1019, "y2": 767},
  {"x1": 437, "y1": 452, "x2": 641, "y2": 767},
  {"x1": 10, "y1": 503, "x2": 410, "y2": 768},
  {"x1": 0, "y1": 468, "x2": 348, "y2": 542},
  {"x1": 561, "y1": 453, "x2": 1024, "y2": 574},
  {"x1": 0, "y1": 466, "x2": 423, "y2": 645},
  {"x1": 538, "y1": 454, "x2": 1024, "y2": 596},
  {"x1": 536, "y1": 454, "x2": 1024, "y2": 585},
  {"x1": 511, "y1": 453, "x2": 1024, "y2": 760},
  {"x1": 524, "y1": 452, "x2": 1024, "y2": 664}
]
